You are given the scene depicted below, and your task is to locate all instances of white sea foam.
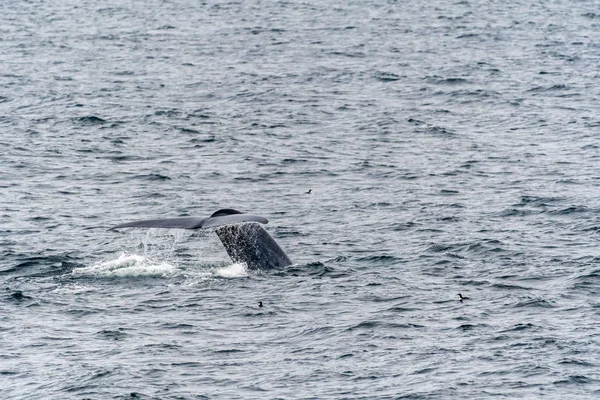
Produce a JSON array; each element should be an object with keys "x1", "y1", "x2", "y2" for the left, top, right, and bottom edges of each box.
[
  {"x1": 72, "y1": 253, "x2": 177, "y2": 278},
  {"x1": 214, "y1": 262, "x2": 249, "y2": 278},
  {"x1": 74, "y1": 253, "x2": 249, "y2": 280}
]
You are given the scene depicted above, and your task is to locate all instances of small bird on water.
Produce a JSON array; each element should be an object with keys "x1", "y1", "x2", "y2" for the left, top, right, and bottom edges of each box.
[
  {"x1": 458, "y1": 293, "x2": 470, "y2": 302},
  {"x1": 258, "y1": 301, "x2": 263, "y2": 308},
  {"x1": 305, "y1": 189, "x2": 312, "y2": 194}
]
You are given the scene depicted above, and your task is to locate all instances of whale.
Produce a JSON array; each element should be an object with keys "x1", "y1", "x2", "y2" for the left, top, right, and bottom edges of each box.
[{"x1": 110, "y1": 209, "x2": 292, "y2": 270}]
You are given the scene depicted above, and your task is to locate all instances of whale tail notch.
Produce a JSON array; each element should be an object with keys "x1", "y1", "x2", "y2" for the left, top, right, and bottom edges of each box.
[{"x1": 110, "y1": 209, "x2": 292, "y2": 270}]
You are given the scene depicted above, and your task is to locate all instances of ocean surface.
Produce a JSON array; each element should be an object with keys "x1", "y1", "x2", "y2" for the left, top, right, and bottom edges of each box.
[{"x1": 1, "y1": 0, "x2": 599, "y2": 398}]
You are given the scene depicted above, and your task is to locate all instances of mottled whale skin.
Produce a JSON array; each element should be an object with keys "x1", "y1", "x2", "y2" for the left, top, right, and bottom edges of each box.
[{"x1": 111, "y1": 209, "x2": 292, "y2": 270}]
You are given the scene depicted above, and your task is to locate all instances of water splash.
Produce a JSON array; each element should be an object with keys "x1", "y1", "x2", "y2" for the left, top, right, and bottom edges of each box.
[
  {"x1": 139, "y1": 228, "x2": 188, "y2": 260},
  {"x1": 72, "y1": 253, "x2": 177, "y2": 278},
  {"x1": 214, "y1": 262, "x2": 248, "y2": 278}
]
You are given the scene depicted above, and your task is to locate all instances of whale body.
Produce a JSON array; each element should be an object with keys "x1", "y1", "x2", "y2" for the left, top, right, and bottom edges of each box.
[{"x1": 111, "y1": 209, "x2": 292, "y2": 270}]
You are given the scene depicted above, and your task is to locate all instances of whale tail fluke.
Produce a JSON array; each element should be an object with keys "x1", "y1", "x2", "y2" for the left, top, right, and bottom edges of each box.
[
  {"x1": 110, "y1": 216, "x2": 208, "y2": 230},
  {"x1": 110, "y1": 209, "x2": 268, "y2": 231},
  {"x1": 110, "y1": 209, "x2": 291, "y2": 270}
]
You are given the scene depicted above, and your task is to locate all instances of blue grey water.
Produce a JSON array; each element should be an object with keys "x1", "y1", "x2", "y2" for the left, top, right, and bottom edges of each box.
[{"x1": 1, "y1": 0, "x2": 599, "y2": 398}]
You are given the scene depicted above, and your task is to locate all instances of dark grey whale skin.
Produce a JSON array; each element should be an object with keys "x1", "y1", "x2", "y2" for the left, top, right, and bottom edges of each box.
[
  {"x1": 110, "y1": 209, "x2": 292, "y2": 270},
  {"x1": 215, "y1": 222, "x2": 293, "y2": 270},
  {"x1": 110, "y1": 211, "x2": 268, "y2": 230}
]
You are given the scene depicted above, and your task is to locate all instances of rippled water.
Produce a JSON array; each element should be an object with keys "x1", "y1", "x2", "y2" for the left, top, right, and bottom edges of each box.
[{"x1": 1, "y1": 0, "x2": 599, "y2": 398}]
